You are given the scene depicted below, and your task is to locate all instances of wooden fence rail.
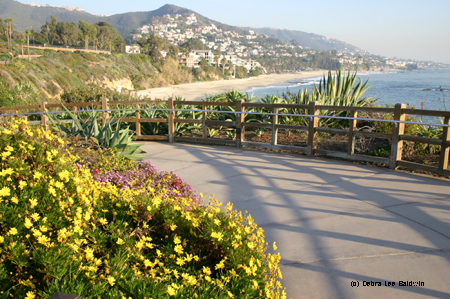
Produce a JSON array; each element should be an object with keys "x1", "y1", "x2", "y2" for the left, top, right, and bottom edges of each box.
[{"x1": 1, "y1": 98, "x2": 449, "y2": 176}]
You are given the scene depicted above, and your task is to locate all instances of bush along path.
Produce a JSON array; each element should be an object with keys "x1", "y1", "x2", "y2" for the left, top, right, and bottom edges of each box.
[{"x1": 0, "y1": 118, "x2": 286, "y2": 299}]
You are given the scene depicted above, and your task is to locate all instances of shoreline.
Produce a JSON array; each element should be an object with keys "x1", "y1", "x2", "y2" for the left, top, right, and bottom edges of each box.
[{"x1": 136, "y1": 71, "x2": 328, "y2": 101}]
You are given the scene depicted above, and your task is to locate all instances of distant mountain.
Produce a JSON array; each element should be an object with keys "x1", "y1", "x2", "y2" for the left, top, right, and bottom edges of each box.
[
  {"x1": 1, "y1": 0, "x2": 358, "y2": 52},
  {"x1": 0, "y1": 0, "x2": 102, "y2": 31},
  {"x1": 246, "y1": 27, "x2": 360, "y2": 53}
]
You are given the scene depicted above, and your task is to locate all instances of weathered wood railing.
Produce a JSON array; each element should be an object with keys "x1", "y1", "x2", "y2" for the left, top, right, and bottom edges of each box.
[{"x1": 1, "y1": 98, "x2": 449, "y2": 176}]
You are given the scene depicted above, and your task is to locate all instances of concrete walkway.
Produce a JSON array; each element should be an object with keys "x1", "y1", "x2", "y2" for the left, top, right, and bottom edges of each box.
[{"x1": 139, "y1": 142, "x2": 450, "y2": 299}]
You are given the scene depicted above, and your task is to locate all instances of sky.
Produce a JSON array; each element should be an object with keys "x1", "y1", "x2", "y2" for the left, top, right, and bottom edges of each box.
[{"x1": 18, "y1": 0, "x2": 450, "y2": 64}]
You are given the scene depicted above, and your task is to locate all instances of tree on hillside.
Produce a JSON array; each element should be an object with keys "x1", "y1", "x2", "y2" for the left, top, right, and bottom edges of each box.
[
  {"x1": 220, "y1": 57, "x2": 227, "y2": 74},
  {"x1": 79, "y1": 21, "x2": 97, "y2": 50},
  {"x1": 41, "y1": 16, "x2": 57, "y2": 45},
  {"x1": 0, "y1": 19, "x2": 5, "y2": 42},
  {"x1": 180, "y1": 38, "x2": 206, "y2": 51},
  {"x1": 24, "y1": 30, "x2": 31, "y2": 59},
  {"x1": 4, "y1": 18, "x2": 12, "y2": 49},
  {"x1": 56, "y1": 22, "x2": 78, "y2": 47},
  {"x1": 136, "y1": 37, "x2": 150, "y2": 54},
  {"x1": 95, "y1": 22, "x2": 124, "y2": 52}
]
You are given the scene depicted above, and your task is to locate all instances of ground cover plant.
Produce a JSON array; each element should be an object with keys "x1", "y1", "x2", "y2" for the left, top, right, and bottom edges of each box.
[{"x1": 0, "y1": 119, "x2": 286, "y2": 298}]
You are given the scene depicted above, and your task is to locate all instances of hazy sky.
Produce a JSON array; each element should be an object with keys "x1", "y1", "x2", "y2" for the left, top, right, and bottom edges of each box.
[{"x1": 18, "y1": 0, "x2": 450, "y2": 64}]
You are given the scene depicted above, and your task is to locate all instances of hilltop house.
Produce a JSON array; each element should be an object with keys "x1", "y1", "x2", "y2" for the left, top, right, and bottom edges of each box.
[{"x1": 125, "y1": 45, "x2": 141, "y2": 54}]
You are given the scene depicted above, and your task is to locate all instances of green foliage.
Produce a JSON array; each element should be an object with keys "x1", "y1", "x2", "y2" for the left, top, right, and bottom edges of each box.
[
  {"x1": 55, "y1": 22, "x2": 78, "y2": 46},
  {"x1": 0, "y1": 75, "x2": 41, "y2": 107},
  {"x1": 47, "y1": 105, "x2": 146, "y2": 160},
  {"x1": 367, "y1": 144, "x2": 391, "y2": 157},
  {"x1": 129, "y1": 54, "x2": 148, "y2": 64},
  {"x1": 60, "y1": 85, "x2": 105, "y2": 104},
  {"x1": 180, "y1": 38, "x2": 206, "y2": 51},
  {"x1": 281, "y1": 70, "x2": 376, "y2": 127}
]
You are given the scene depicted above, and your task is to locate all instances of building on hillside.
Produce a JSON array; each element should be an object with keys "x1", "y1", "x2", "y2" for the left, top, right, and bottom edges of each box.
[
  {"x1": 186, "y1": 13, "x2": 197, "y2": 25},
  {"x1": 178, "y1": 52, "x2": 198, "y2": 67},
  {"x1": 125, "y1": 45, "x2": 141, "y2": 54},
  {"x1": 191, "y1": 50, "x2": 215, "y2": 64}
]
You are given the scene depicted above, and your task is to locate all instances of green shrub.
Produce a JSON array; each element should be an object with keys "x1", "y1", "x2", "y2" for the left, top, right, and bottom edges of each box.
[{"x1": 0, "y1": 119, "x2": 286, "y2": 298}]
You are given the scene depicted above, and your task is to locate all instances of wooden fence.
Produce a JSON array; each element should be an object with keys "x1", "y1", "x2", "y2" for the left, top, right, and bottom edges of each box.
[{"x1": 1, "y1": 98, "x2": 449, "y2": 176}]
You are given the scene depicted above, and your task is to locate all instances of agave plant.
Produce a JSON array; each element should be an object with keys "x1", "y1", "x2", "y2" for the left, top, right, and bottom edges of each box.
[
  {"x1": 281, "y1": 70, "x2": 377, "y2": 128},
  {"x1": 47, "y1": 105, "x2": 146, "y2": 160}
]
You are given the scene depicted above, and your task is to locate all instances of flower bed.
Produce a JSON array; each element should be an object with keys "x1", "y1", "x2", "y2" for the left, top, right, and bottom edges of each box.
[{"x1": 0, "y1": 119, "x2": 286, "y2": 299}]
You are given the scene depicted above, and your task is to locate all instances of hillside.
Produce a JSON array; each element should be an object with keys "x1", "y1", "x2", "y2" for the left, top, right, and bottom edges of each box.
[
  {"x1": 0, "y1": 45, "x2": 202, "y2": 107},
  {"x1": 1, "y1": 1, "x2": 358, "y2": 52},
  {"x1": 246, "y1": 27, "x2": 360, "y2": 52}
]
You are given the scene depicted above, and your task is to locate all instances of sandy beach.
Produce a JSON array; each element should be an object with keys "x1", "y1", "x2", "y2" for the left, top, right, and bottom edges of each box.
[{"x1": 136, "y1": 71, "x2": 327, "y2": 101}]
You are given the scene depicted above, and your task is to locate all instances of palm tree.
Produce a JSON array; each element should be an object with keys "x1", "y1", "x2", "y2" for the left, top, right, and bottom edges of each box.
[
  {"x1": 5, "y1": 18, "x2": 12, "y2": 49},
  {"x1": 24, "y1": 30, "x2": 31, "y2": 60},
  {"x1": 220, "y1": 57, "x2": 227, "y2": 75}
]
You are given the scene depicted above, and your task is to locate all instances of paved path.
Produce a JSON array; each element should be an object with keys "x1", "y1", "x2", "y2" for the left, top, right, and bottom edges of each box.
[{"x1": 139, "y1": 142, "x2": 450, "y2": 299}]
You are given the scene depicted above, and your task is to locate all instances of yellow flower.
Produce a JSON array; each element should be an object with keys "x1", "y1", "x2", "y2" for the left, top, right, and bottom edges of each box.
[
  {"x1": 167, "y1": 286, "x2": 176, "y2": 296},
  {"x1": 31, "y1": 213, "x2": 40, "y2": 222},
  {"x1": 116, "y1": 238, "x2": 125, "y2": 245},
  {"x1": 58, "y1": 170, "x2": 70, "y2": 183},
  {"x1": 0, "y1": 186, "x2": 11, "y2": 197},
  {"x1": 48, "y1": 186, "x2": 56, "y2": 197},
  {"x1": 214, "y1": 219, "x2": 221, "y2": 226},
  {"x1": 0, "y1": 168, "x2": 13, "y2": 176},
  {"x1": 247, "y1": 242, "x2": 255, "y2": 249},
  {"x1": 25, "y1": 291, "x2": 35, "y2": 299},
  {"x1": 85, "y1": 248, "x2": 94, "y2": 261},
  {"x1": 24, "y1": 218, "x2": 33, "y2": 229},
  {"x1": 11, "y1": 197, "x2": 18, "y2": 204},
  {"x1": 273, "y1": 242, "x2": 278, "y2": 251},
  {"x1": 187, "y1": 275, "x2": 197, "y2": 286},
  {"x1": 29, "y1": 198, "x2": 37, "y2": 208},
  {"x1": 174, "y1": 244, "x2": 183, "y2": 254},
  {"x1": 0, "y1": 236, "x2": 4, "y2": 243},
  {"x1": 33, "y1": 171, "x2": 42, "y2": 180},
  {"x1": 175, "y1": 257, "x2": 185, "y2": 266},
  {"x1": 215, "y1": 259, "x2": 226, "y2": 271},
  {"x1": 211, "y1": 231, "x2": 224, "y2": 241},
  {"x1": 107, "y1": 275, "x2": 116, "y2": 286},
  {"x1": 38, "y1": 235, "x2": 50, "y2": 246},
  {"x1": 18, "y1": 180, "x2": 27, "y2": 190},
  {"x1": 170, "y1": 224, "x2": 177, "y2": 231},
  {"x1": 202, "y1": 266, "x2": 211, "y2": 276},
  {"x1": 8, "y1": 227, "x2": 18, "y2": 235},
  {"x1": 227, "y1": 291, "x2": 234, "y2": 298},
  {"x1": 5, "y1": 145, "x2": 13, "y2": 152},
  {"x1": 173, "y1": 235, "x2": 181, "y2": 244}
]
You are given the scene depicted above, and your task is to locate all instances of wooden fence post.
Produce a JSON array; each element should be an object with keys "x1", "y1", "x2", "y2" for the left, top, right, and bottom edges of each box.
[
  {"x1": 101, "y1": 98, "x2": 109, "y2": 124},
  {"x1": 390, "y1": 103, "x2": 406, "y2": 169},
  {"x1": 438, "y1": 116, "x2": 450, "y2": 174},
  {"x1": 135, "y1": 104, "x2": 141, "y2": 138},
  {"x1": 40, "y1": 101, "x2": 48, "y2": 130},
  {"x1": 202, "y1": 103, "x2": 207, "y2": 140},
  {"x1": 347, "y1": 110, "x2": 358, "y2": 155},
  {"x1": 307, "y1": 101, "x2": 319, "y2": 157},
  {"x1": 72, "y1": 106, "x2": 78, "y2": 120},
  {"x1": 272, "y1": 107, "x2": 278, "y2": 146},
  {"x1": 168, "y1": 97, "x2": 175, "y2": 143},
  {"x1": 236, "y1": 99, "x2": 245, "y2": 148}
]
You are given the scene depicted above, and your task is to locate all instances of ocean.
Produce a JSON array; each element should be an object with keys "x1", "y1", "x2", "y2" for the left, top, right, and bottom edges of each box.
[{"x1": 244, "y1": 68, "x2": 450, "y2": 114}]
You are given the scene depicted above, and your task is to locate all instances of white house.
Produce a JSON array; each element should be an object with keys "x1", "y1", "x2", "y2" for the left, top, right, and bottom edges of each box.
[{"x1": 125, "y1": 45, "x2": 141, "y2": 54}]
